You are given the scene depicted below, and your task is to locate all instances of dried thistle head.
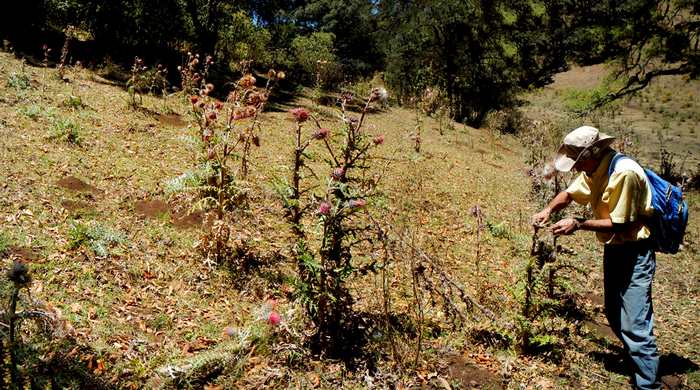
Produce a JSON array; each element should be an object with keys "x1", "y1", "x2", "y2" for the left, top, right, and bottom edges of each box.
[
  {"x1": 7, "y1": 260, "x2": 31, "y2": 287},
  {"x1": 239, "y1": 74, "x2": 256, "y2": 89}
]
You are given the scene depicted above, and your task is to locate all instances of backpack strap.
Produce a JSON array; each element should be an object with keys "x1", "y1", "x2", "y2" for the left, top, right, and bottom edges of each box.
[{"x1": 607, "y1": 152, "x2": 628, "y2": 177}]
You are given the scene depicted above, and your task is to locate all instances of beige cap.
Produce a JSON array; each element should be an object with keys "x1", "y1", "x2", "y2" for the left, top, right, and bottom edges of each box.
[{"x1": 554, "y1": 126, "x2": 615, "y2": 172}]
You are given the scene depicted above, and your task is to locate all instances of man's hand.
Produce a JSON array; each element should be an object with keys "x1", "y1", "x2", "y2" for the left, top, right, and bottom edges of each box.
[
  {"x1": 532, "y1": 208, "x2": 551, "y2": 227},
  {"x1": 551, "y1": 218, "x2": 581, "y2": 235}
]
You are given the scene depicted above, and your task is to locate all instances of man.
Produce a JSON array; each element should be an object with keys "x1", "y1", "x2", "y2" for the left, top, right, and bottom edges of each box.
[{"x1": 532, "y1": 126, "x2": 660, "y2": 390}]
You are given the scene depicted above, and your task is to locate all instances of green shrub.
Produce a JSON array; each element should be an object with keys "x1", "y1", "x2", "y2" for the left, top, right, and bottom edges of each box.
[
  {"x1": 291, "y1": 32, "x2": 338, "y2": 83},
  {"x1": 68, "y1": 221, "x2": 126, "y2": 258},
  {"x1": 487, "y1": 220, "x2": 511, "y2": 239},
  {"x1": 62, "y1": 94, "x2": 85, "y2": 110},
  {"x1": 49, "y1": 117, "x2": 83, "y2": 145},
  {"x1": 6, "y1": 72, "x2": 31, "y2": 90},
  {"x1": 0, "y1": 231, "x2": 10, "y2": 255},
  {"x1": 18, "y1": 104, "x2": 43, "y2": 120}
]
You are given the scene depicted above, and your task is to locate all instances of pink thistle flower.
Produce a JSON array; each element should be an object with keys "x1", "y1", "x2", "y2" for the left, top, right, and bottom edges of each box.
[
  {"x1": 190, "y1": 95, "x2": 199, "y2": 105},
  {"x1": 348, "y1": 199, "x2": 367, "y2": 209},
  {"x1": 215, "y1": 101, "x2": 224, "y2": 110},
  {"x1": 207, "y1": 111, "x2": 218, "y2": 121},
  {"x1": 312, "y1": 128, "x2": 330, "y2": 140},
  {"x1": 268, "y1": 311, "x2": 281, "y2": 326},
  {"x1": 373, "y1": 135, "x2": 384, "y2": 145},
  {"x1": 318, "y1": 201, "x2": 332, "y2": 215},
  {"x1": 331, "y1": 167, "x2": 345, "y2": 180},
  {"x1": 223, "y1": 326, "x2": 236, "y2": 337},
  {"x1": 290, "y1": 107, "x2": 309, "y2": 123}
]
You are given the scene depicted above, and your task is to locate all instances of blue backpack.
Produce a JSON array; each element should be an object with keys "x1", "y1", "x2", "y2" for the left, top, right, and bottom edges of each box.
[{"x1": 608, "y1": 153, "x2": 689, "y2": 254}]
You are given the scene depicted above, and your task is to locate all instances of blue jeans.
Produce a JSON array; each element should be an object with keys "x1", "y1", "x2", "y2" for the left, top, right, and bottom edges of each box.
[{"x1": 604, "y1": 240, "x2": 660, "y2": 390}]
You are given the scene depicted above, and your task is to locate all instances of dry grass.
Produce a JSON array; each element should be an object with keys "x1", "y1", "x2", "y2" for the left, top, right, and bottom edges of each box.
[{"x1": 0, "y1": 51, "x2": 698, "y2": 388}]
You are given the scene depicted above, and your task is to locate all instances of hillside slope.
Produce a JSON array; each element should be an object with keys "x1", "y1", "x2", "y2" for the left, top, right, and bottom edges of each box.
[{"x1": 0, "y1": 52, "x2": 698, "y2": 389}]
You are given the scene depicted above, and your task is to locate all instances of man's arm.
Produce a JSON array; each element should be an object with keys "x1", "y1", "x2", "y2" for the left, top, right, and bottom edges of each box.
[
  {"x1": 551, "y1": 203, "x2": 626, "y2": 235},
  {"x1": 532, "y1": 191, "x2": 572, "y2": 226}
]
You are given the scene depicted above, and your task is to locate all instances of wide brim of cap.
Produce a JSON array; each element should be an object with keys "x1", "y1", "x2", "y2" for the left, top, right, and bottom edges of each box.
[{"x1": 554, "y1": 135, "x2": 616, "y2": 172}]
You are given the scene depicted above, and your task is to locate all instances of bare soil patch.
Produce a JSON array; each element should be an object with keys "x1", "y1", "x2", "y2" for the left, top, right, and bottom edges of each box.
[
  {"x1": 134, "y1": 199, "x2": 170, "y2": 218},
  {"x1": 172, "y1": 210, "x2": 204, "y2": 229},
  {"x1": 661, "y1": 374, "x2": 682, "y2": 390},
  {"x1": 157, "y1": 113, "x2": 187, "y2": 127},
  {"x1": 132, "y1": 199, "x2": 203, "y2": 229},
  {"x1": 56, "y1": 176, "x2": 99, "y2": 194},
  {"x1": 61, "y1": 199, "x2": 93, "y2": 211},
  {"x1": 446, "y1": 353, "x2": 504, "y2": 389},
  {"x1": 583, "y1": 320, "x2": 618, "y2": 343},
  {"x1": 7, "y1": 246, "x2": 42, "y2": 262}
]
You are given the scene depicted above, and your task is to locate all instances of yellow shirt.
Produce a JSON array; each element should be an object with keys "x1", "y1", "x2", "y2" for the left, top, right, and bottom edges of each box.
[{"x1": 565, "y1": 151, "x2": 654, "y2": 244}]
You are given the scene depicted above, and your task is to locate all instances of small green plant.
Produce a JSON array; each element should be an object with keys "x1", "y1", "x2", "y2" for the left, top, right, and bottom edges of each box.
[
  {"x1": 0, "y1": 230, "x2": 10, "y2": 255},
  {"x1": 49, "y1": 117, "x2": 83, "y2": 145},
  {"x1": 6, "y1": 67, "x2": 31, "y2": 90},
  {"x1": 487, "y1": 220, "x2": 511, "y2": 239},
  {"x1": 68, "y1": 221, "x2": 126, "y2": 257},
  {"x1": 18, "y1": 104, "x2": 43, "y2": 120},
  {"x1": 62, "y1": 93, "x2": 85, "y2": 110}
]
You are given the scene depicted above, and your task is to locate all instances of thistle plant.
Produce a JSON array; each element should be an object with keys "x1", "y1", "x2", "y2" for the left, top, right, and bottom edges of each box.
[
  {"x1": 177, "y1": 52, "x2": 214, "y2": 96},
  {"x1": 187, "y1": 69, "x2": 282, "y2": 266},
  {"x1": 280, "y1": 88, "x2": 387, "y2": 356},
  {"x1": 126, "y1": 56, "x2": 147, "y2": 109}
]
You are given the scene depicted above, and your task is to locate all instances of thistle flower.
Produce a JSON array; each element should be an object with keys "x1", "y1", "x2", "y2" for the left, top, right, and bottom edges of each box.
[
  {"x1": 318, "y1": 201, "x2": 332, "y2": 215},
  {"x1": 7, "y1": 261, "x2": 30, "y2": 286},
  {"x1": 239, "y1": 74, "x2": 256, "y2": 89},
  {"x1": 331, "y1": 167, "x2": 345, "y2": 180},
  {"x1": 190, "y1": 95, "x2": 199, "y2": 105},
  {"x1": 215, "y1": 101, "x2": 224, "y2": 110},
  {"x1": 290, "y1": 107, "x2": 309, "y2": 123},
  {"x1": 268, "y1": 311, "x2": 281, "y2": 326},
  {"x1": 373, "y1": 135, "x2": 384, "y2": 145},
  {"x1": 312, "y1": 128, "x2": 330, "y2": 140},
  {"x1": 223, "y1": 326, "x2": 236, "y2": 337},
  {"x1": 232, "y1": 106, "x2": 257, "y2": 121},
  {"x1": 207, "y1": 111, "x2": 218, "y2": 121},
  {"x1": 248, "y1": 92, "x2": 267, "y2": 106},
  {"x1": 348, "y1": 199, "x2": 367, "y2": 209}
]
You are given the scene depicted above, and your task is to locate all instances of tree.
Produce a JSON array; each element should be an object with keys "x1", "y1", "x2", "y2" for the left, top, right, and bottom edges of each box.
[
  {"x1": 379, "y1": 0, "x2": 567, "y2": 125},
  {"x1": 293, "y1": 0, "x2": 384, "y2": 77},
  {"x1": 562, "y1": 0, "x2": 699, "y2": 109}
]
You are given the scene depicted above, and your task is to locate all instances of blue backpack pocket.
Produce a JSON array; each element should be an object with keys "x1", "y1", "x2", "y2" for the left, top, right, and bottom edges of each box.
[{"x1": 608, "y1": 154, "x2": 689, "y2": 254}]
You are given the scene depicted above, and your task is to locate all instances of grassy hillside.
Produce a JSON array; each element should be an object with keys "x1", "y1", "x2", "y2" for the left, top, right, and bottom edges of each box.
[
  {"x1": 0, "y1": 52, "x2": 698, "y2": 389},
  {"x1": 524, "y1": 64, "x2": 700, "y2": 171}
]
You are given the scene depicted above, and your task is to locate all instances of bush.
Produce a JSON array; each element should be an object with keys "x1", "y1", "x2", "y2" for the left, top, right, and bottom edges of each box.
[
  {"x1": 291, "y1": 32, "x2": 338, "y2": 83},
  {"x1": 484, "y1": 108, "x2": 530, "y2": 134},
  {"x1": 6, "y1": 71, "x2": 31, "y2": 90},
  {"x1": 49, "y1": 117, "x2": 83, "y2": 145},
  {"x1": 68, "y1": 221, "x2": 126, "y2": 258}
]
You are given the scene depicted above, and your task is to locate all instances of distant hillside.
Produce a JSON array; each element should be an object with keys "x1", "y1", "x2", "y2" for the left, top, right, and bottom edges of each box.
[{"x1": 523, "y1": 64, "x2": 700, "y2": 171}]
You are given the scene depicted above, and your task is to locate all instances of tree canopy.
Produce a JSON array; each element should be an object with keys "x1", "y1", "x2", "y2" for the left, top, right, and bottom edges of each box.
[{"x1": 3, "y1": 0, "x2": 697, "y2": 125}]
